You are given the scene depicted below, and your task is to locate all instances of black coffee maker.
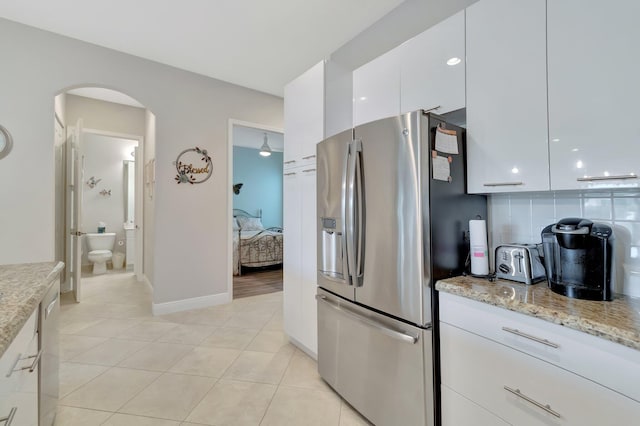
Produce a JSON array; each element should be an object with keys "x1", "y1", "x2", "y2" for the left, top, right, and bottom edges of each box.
[{"x1": 541, "y1": 218, "x2": 614, "y2": 301}]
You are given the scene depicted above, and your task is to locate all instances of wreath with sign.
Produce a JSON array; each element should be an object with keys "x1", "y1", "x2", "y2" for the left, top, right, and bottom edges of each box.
[{"x1": 174, "y1": 147, "x2": 213, "y2": 184}]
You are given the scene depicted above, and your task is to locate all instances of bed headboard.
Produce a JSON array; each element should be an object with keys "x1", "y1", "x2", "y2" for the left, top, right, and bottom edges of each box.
[{"x1": 233, "y1": 208, "x2": 262, "y2": 219}]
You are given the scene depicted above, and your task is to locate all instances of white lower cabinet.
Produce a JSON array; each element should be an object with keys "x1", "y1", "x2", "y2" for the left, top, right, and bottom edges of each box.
[
  {"x1": 298, "y1": 167, "x2": 317, "y2": 354},
  {"x1": 283, "y1": 168, "x2": 302, "y2": 342},
  {"x1": 439, "y1": 293, "x2": 640, "y2": 425},
  {"x1": 441, "y1": 384, "x2": 509, "y2": 426},
  {"x1": 283, "y1": 164, "x2": 318, "y2": 356},
  {"x1": 0, "y1": 310, "x2": 39, "y2": 426}
]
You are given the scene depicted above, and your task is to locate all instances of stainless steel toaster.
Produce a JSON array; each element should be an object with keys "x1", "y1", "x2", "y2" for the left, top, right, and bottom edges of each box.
[{"x1": 495, "y1": 244, "x2": 546, "y2": 284}]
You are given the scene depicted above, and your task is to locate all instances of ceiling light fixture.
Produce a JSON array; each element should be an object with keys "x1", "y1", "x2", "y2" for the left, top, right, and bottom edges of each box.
[
  {"x1": 446, "y1": 57, "x2": 461, "y2": 66},
  {"x1": 259, "y1": 133, "x2": 272, "y2": 157}
]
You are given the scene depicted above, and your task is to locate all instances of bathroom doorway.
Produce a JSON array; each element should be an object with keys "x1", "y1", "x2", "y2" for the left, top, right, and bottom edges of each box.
[{"x1": 54, "y1": 87, "x2": 152, "y2": 305}]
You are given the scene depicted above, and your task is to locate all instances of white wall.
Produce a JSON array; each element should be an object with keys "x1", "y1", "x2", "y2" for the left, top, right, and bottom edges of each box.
[
  {"x1": 81, "y1": 133, "x2": 138, "y2": 265},
  {"x1": 66, "y1": 94, "x2": 146, "y2": 136},
  {"x1": 53, "y1": 93, "x2": 66, "y2": 286},
  {"x1": 54, "y1": 93, "x2": 66, "y2": 124},
  {"x1": 0, "y1": 18, "x2": 283, "y2": 310},
  {"x1": 488, "y1": 192, "x2": 640, "y2": 297},
  {"x1": 144, "y1": 110, "x2": 156, "y2": 286}
]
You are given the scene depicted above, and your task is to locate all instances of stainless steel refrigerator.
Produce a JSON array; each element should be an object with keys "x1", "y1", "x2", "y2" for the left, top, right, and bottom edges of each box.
[{"x1": 316, "y1": 110, "x2": 486, "y2": 426}]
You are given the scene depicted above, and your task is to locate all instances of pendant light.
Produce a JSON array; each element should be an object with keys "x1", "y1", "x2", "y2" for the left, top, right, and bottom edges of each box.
[{"x1": 259, "y1": 132, "x2": 272, "y2": 157}]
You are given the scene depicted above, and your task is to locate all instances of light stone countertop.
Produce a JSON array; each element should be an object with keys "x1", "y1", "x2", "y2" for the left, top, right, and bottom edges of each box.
[
  {"x1": 0, "y1": 262, "x2": 64, "y2": 357},
  {"x1": 436, "y1": 275, "x2": 640, "y2": 351}
]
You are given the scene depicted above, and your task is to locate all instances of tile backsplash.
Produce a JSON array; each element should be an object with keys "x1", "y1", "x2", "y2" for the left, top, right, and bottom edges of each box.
[{"x1": 488, "y1": 191, "x2": 640, "y2": 297}]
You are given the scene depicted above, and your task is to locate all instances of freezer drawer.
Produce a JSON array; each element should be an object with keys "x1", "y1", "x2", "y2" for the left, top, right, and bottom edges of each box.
[{"x1": 317, "y1": 289, "x2": 433, "y2": 426}]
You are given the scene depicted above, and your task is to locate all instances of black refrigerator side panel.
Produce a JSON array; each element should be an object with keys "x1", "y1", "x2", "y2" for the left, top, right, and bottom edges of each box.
[
  {"x1": 423, "y1": 113, "x2": 487, "y2": 426},
  {"x1": 427, "y1": 114, "x2": 487, "y2": 281}
]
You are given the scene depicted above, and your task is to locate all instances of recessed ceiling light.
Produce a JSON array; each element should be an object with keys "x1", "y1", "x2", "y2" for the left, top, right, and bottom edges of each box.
[
  {"x1": 576, "y1": 160, "x2": 583, "y2": 169},
  {"x1": 511, "y1": 167, "x2": 519, "y2": 174},
  {"x1": 446, "y1": 57, "x2": 461, "y2": 66},
  {"x1": 359, "y1": 96, "x2": 367, "y2": 101}
]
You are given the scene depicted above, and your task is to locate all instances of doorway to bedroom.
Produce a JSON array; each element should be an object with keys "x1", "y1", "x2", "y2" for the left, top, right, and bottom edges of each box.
[{"x1": 230, "y1": 122, "x2": 284, "y2": 299}]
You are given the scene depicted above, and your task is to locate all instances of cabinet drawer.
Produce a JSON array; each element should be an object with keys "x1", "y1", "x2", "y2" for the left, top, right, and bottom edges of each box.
[
  {"x1": 0, "y1": 309, "x2": 39, "y2": 426},
  {"x1": 442, "y1": 384, "x2": 509, "y2": 426},
  {"x1": 439, "y1": 292, "x2": 640, "y2": 402},
  {"x1": 441, "y1": 323, "x2": 640, "y2": 425},
  {"x1": 0, "y1": 310, "x2": 38, "y2": 379}
]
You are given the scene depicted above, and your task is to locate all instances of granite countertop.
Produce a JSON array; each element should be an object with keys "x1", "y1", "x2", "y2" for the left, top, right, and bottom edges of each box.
[
  {"x1": 436, "y1": 275, "x2": 640, "y2": 351},
  {"x1": 0, "y1": 262, "x2": 64, "y2": 357}
]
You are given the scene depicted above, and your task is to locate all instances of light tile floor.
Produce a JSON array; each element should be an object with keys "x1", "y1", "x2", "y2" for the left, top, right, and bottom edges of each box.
[{"x1": 56, "y1": 271, "x2": 371, "y2": 425}]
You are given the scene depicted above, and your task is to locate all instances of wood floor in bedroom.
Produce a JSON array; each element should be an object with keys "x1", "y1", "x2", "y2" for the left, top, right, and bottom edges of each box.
[{"x1": 233, "y1": 266, "x2": 283, "y2": 299}]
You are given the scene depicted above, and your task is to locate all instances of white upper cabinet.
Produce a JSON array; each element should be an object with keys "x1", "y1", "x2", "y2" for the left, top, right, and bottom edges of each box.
[
  {"x1": 466, "y1": 0, "x2": 549, "y2": 193},
  {"x1": 400, "y1": 10, "x2": 465, "y2": 115},
  {"x1": 324, "y1": 59, "x2": 353, "y2": 139},
  {"x1": 353, "y1": 48, "x2": 401, "y2": 127},
  {"x1": 548, "y1": 0, "x2": 640, "y2": 190},
  {"x1": 284, "y1": 61, "x2": 324, "y2": 167}
]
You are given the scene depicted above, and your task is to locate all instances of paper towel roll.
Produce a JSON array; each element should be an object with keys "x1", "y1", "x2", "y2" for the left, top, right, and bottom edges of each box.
[{"x1": 469, "y1": 219, "x2": 489, "y2": 275}]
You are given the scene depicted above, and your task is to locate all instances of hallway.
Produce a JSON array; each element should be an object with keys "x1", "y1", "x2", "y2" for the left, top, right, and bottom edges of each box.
[{"x1": 56, "y1": 271, "x2": 369, "y2": 425}]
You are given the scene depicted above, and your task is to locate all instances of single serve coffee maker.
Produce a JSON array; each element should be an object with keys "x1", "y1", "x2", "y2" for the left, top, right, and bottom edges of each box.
[{"x1": 541, "y1": 218, "x2": 614, "y2": 301}]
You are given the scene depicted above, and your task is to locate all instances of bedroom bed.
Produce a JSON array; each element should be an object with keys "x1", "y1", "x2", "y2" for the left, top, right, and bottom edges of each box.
[{"x1": 233, "y1": 209, "x2": 283, "y2": 276}]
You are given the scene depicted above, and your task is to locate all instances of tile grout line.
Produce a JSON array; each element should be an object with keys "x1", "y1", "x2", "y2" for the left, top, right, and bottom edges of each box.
[{"x1": 179, "y1": 375, "x2": 220, "y2": 424}]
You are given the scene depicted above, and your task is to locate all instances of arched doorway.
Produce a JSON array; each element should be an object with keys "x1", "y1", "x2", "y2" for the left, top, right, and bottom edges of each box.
[{"x1": 54, "y1": 86, "x2": 154, "y2": 308}]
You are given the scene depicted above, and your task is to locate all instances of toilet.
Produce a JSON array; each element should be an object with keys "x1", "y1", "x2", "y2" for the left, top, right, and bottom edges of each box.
[{"x1": 86, "y1": 233, "x2": 116, "y2": 274}]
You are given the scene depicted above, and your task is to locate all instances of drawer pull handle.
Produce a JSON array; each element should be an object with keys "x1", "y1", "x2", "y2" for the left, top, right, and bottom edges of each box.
[
  {"x1": 0, "y1": 407, "x2": 17, "y2": 425},
  {"x1": 577, "y1": 174, "x2": 637, "y2": 182},
  {"x1": 302, "y1": 168, "x2": 316, "y2": 173},
  {"x1": 6, "y1": 349, "x2": 43, "y2": 377},
  {"x1": 502, "y1": 327, "x2": 559, "y2": 348},
  {"x1": 284, "y1": 172, "x2": 297, "y2": 176},
  {"x1": 483, "y1": 182, "x2": 523, "y2": 187},
  {"x1": 302, "y1": 155, "x2": 316, "y2": 160},
  {"x1": 422, "y1": 106, "x2": 441, "y2": 113},
  {"x1": 316, "y1": 294, "x2": 422, "y2": 344},
  {"x1": 26, "y1": 349, "x2": 43, "y2": 373},
  {"x1": 504, "y1": 386, "x2": 561, "y2": 418},
  {"x1": 284, "y1": 160, "x2": 297, "y2": 164}
]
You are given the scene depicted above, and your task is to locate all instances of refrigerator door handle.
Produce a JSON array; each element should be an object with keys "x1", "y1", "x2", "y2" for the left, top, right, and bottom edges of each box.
[
  {"x1": 316, "y1": 294, "x2": 421, "y2": 344},
  {"x1": 345, "y1": 141, "x2": 357, "y2": 283},
  {"x1": 354, "y1": 140, "x2": 364, "y2": 279}
]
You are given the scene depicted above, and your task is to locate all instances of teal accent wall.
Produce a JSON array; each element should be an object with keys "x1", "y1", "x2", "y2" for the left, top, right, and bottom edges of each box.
[{"x1": 233, "y1": 147, "x2": 283, "y2": 228}]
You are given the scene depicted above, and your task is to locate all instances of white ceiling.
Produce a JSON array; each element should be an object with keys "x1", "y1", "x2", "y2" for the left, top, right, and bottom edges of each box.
[{"x1": 0, "y1": 0, "x2": 404, "y2": 96}]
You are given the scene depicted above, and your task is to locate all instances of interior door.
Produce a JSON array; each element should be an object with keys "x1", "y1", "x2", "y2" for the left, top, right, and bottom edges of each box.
[
  {"x1": 71, "y1": 120, "x2": 84, "y2": 302},
  {"x1": 316, "y1": 129, "x2": 355, "y2": 301},
  {"x1": 353, "y1": 112, "x2": 424, "y2": 326},
  {"x1": 134, "y1": 146, "x2": 143, "y2": 281}
]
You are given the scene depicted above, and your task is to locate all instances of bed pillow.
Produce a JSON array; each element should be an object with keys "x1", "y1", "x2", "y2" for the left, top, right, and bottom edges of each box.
[
  {"x1": 237, "y1": 216, "x2": 264, "y2": 231},
  {"x1": 232, "y1": 218, "x2": 240, "y2": 231}
]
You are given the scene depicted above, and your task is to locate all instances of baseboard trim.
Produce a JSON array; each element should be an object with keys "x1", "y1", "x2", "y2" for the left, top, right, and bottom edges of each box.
[
  {"x1": 142, "y1": 275, "x2": 153, "y2": 292},
  {"x1": 152, "y1": 292, "x2": 231, "y2": 316},
  {"x1": 287, "y1": 335, "x2": 317, "y2": 360}
]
